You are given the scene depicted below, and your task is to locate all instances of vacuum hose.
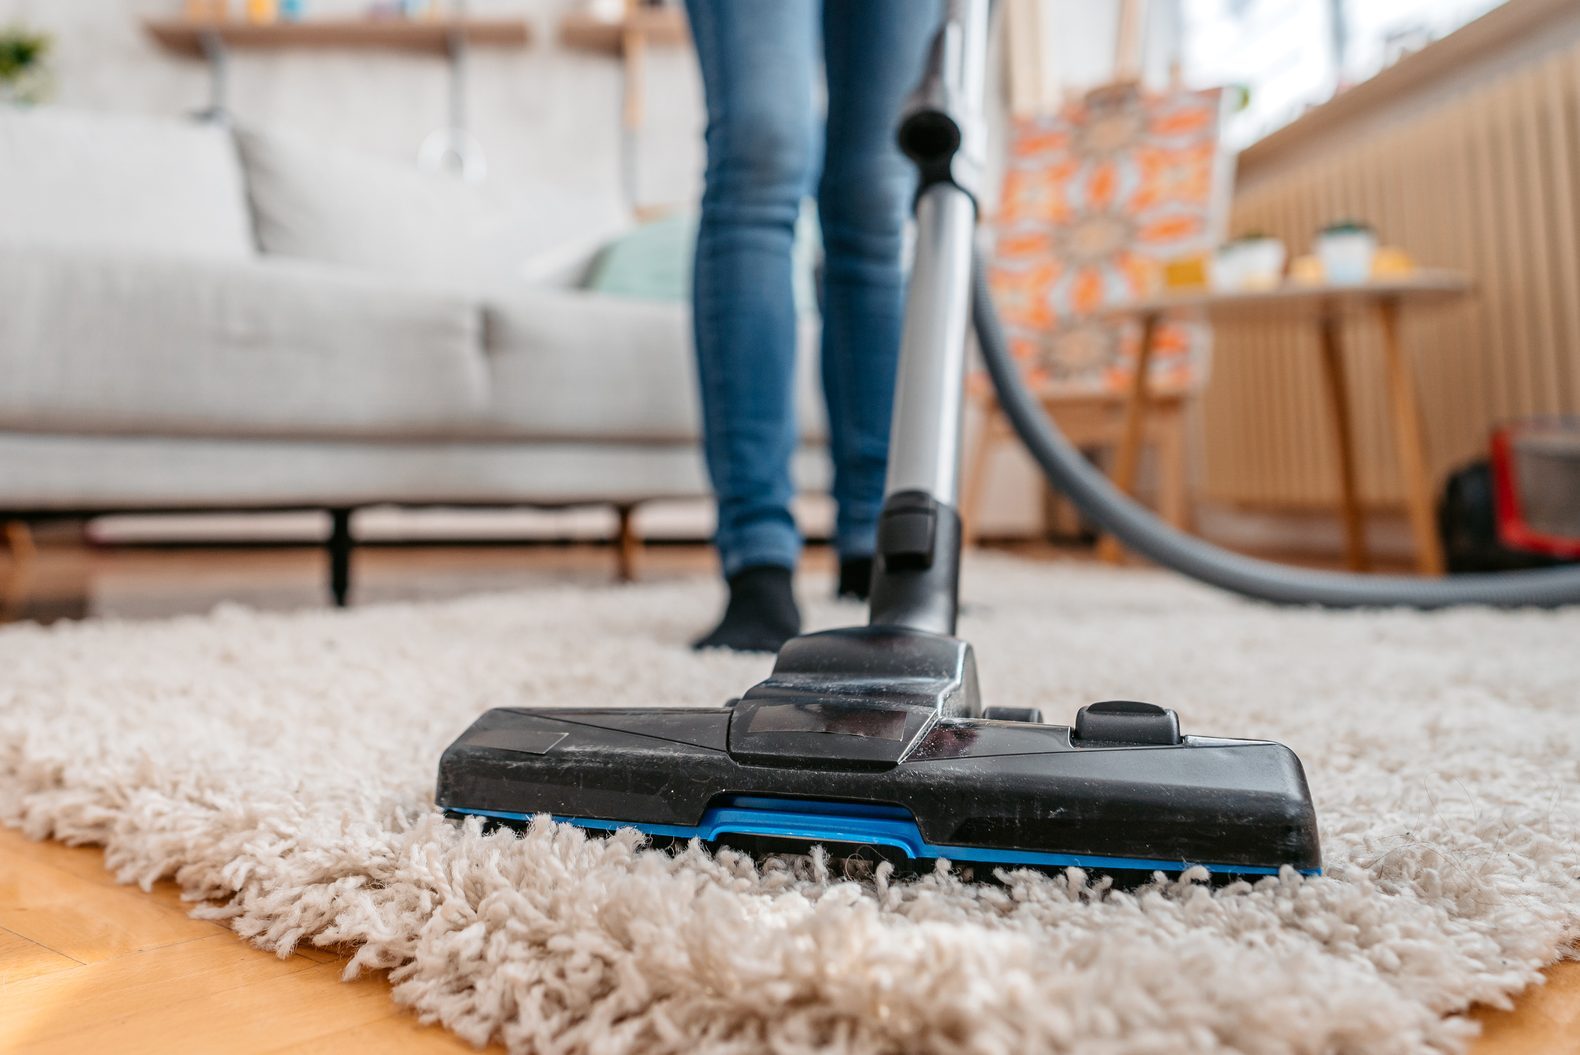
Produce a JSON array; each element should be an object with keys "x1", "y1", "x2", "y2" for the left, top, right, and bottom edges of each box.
[{"x1": 971, "y1": 251, "x2": 1580, "y2": 607}]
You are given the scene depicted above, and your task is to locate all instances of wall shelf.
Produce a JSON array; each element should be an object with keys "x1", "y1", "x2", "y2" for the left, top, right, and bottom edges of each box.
[
  {"x1": 142, "y1": 16, "x2": 532, "y2": 181},
  {"x1": 143, "y1": 17, "x2": 532, "y2": 59},
  {"x1": 557, "y1": 6, "x2": 687, "y2": 56}
]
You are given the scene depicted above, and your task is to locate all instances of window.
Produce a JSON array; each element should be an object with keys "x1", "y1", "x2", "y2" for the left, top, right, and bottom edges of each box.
[{"x1": 1179, "y1": 0, "x2": 1507, "y2": 147}]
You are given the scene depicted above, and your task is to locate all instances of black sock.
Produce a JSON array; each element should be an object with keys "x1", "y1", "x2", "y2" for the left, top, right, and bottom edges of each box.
[
  {"x1": 837, "y1": 555, "x2": 874, "y2": 602},
  {"x1": 692, "y1": 564, "x2": 800, "y2": 653}
]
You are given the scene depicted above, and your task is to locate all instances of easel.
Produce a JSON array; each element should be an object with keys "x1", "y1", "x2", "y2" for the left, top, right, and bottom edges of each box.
[{"x1": 964, "y1": 0, "x2": 1196, "y2": 556}]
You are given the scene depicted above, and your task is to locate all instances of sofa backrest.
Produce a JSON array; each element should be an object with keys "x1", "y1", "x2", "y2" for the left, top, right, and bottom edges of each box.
[
  {"x1": 233, "y1": 124, "x2": 627, "y2": 292},
  {"x1": 0, "y1": 106, "x2": 254, "y2": 259}
]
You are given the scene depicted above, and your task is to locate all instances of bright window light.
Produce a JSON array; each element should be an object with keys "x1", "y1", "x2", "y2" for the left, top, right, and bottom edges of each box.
[{"x1": 1179, "y1": 0, "x2": 1508, "y2": 147}]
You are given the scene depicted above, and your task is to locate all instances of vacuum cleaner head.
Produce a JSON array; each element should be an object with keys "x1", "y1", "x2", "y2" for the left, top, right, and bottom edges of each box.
[{"x1": 437, "y1": 627, "x2": 1321, "y2": 882}]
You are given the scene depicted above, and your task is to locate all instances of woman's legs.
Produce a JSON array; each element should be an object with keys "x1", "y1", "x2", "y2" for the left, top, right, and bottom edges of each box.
[
  {"x1": 686, "y1": 0, "x2": 819, "y2": 579},
  {"x1": 819, "y1": 0, "x2": 942, "y2": 593},
  {"x1": 685, "y1": 0, "x2": 819, "y2": 649}
]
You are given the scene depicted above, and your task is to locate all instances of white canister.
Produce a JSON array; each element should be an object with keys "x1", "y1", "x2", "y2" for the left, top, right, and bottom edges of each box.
[
  {"x1": 1210, "y1": 243, "x2": 1245, "y2": 292},
  {"x1": 1212, "y1": 237, "x2": 1287, "y2": 291},
  {"x1": 1315, "y1": 224, "x2": 1379, "y2": 285},
  {"x1": 1236, "y1": 236, "x2": 1287, "y2": 290}
]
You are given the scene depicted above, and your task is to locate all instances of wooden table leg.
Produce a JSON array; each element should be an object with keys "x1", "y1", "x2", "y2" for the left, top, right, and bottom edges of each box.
[
  {"x1": 1316, "y1": 316, "x2": 1370, "y2": 572},
  {"x1": 1154, "y1": 399, "x2": 1193, "y2": 532},
  {"x1": 1378, "y1": 298, "x2": 1447, "y2": 576},
  {"x1": 1097, "y1": 312, "x2": 1159, "y2": 564}
]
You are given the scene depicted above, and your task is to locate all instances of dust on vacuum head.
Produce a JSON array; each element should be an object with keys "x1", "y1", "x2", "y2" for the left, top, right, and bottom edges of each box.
[{"x1": 436, "y1": 627, "x2": 1321, "y2": 882}]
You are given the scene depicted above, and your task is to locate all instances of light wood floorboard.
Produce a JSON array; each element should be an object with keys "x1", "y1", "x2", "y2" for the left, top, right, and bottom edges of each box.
[{"x1": 0, "y1": 834, "x2": 501, "y2": 1055}]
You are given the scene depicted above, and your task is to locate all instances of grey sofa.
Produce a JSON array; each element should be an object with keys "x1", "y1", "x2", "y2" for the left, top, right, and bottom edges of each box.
[{"x1": 0, "y1": 106, "x2": 825, "y2": 601}]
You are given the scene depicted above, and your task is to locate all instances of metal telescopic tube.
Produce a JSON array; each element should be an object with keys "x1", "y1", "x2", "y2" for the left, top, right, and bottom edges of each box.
[
  {"x1": 882, "y1": 185, "x2": 978, "y2": 503},
  {"x1": 882, "y1": 0, "x2": 989, "y2": 504},
  {"x1": 866, "y1": 0, "x2": 990, "y2": 636}
]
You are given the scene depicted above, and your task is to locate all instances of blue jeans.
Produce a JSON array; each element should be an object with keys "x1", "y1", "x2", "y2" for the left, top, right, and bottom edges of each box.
[{"x1": 685, "y1": 0, "x2": 942, "y2": 577}]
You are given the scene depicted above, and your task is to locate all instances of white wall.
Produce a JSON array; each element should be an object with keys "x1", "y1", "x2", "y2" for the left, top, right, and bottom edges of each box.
[
  {"x1": 1042, "y1": 0, "x2": 1182, "y2": 92},
  {"x1": 0, "y1": 0, "x2": 704, "y2": 227},
  {"x1": 0, "y1": 0, "x2": 1182, "y2": 219}
]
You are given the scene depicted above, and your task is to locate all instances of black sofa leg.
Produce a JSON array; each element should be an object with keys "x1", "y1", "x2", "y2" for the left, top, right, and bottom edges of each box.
[{"x1": 327, "y1": 508, "x2": 353, "y2": 608}]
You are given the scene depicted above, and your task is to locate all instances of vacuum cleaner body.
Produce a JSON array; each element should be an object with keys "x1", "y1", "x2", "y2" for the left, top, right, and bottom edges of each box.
[
  {"x1": 1491, "y1": 418, "x2": 1580, "y2": 560},
  {"x1": 438, "y1": 0, "x2": 1324, "y2": 880}
]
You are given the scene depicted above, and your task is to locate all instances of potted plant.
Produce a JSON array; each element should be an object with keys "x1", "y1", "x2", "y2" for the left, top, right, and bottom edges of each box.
[{"x1": 0, "y1": 25, "x2": 51, "y2": 105}]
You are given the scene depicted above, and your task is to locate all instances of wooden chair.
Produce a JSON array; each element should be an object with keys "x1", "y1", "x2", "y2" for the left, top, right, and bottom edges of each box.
[{"x1": 964, "y1": 384, "x2": 1193, "y2": 550}]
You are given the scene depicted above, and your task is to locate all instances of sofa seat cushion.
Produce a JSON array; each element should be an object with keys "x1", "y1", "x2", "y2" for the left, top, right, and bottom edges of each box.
[
  {"x1": 0, "y1": 107, "x2": 254, "y2": 260},
  {"x1": 0, "y1": 247, "x2": 487, "y2": 440},
  {"x1": 0, "y1": 432, "x2": 831, "y2": 509},
  {"x1": 481, "y1": 287, "x2": 826, "y2": 444}
]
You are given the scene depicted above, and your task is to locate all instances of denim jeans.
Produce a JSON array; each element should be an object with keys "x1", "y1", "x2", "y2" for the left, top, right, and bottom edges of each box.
[{"x1": 684, "y1": 0, "x2": 942, "y2": 577}]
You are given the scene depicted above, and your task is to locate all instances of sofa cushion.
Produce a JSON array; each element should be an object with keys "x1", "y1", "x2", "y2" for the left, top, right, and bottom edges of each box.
[
  {"x1": 0, "y1": 247, "x2": 486, "y2": 440},
  {"x1": 0, "y1": 107, "x2": 254, "y2": 259},
  {"x1": 236, "y1": 125, "x2": 625, "y2": 291},
  {"x1": 481, "y1": 286, "x2": 826, "y2": 443},
  {"x1": 582, "y1": 213, "x2": 697, "y2": 302},
  {"x1": 0, "y1": 432, "x2": 832, "y2": 510},
  {"x1": 582, "y1": 207, "x2": 821, "y2": 314}
]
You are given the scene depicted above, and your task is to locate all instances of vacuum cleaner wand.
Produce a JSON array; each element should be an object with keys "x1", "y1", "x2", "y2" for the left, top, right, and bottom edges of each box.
[
  {"x1": 865, "y1": 0, "x2": 990, "y2": 637},
  {"x1": 436, "y1": 0, "x2": 1323, "y2": 882}
]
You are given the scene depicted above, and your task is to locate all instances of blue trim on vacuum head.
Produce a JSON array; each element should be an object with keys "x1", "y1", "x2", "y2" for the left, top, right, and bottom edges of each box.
[{"x1": 447, "y1": 795, "x2": 1321, "y2": 876}]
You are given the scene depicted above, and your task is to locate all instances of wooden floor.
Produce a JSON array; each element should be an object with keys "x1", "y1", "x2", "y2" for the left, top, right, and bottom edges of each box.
[
  {"x1": 0, "y1": 832, "x2": 492, "y2": 1055},
  {"x1": 1, "y1": 539, "x2": 1576, "y2": 1053}
]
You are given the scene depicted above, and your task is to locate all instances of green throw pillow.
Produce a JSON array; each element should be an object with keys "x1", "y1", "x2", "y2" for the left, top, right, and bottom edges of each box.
[{"x1": 582, "y1": 204, "x2": 821, "y2": 315}]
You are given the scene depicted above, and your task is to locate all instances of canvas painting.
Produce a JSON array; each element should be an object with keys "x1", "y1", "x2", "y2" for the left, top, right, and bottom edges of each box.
[{"x1": 991, "y1": 85, "x2": 1231, "y2": 396}]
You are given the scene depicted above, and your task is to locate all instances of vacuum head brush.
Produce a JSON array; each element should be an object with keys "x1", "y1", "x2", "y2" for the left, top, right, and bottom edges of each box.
[{"x1": 437, "y1": 627, "x2": 1321, "y2": 881}]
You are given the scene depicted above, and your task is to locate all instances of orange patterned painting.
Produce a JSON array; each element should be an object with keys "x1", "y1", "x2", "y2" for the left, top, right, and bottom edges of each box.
[{"x1": 991, "y1": 85, "x2": 1231, "y2": 396}]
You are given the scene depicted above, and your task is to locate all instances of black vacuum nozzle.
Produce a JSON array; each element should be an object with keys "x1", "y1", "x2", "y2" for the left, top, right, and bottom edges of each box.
[{"x1": 437, "y1": 628, "x2": 1321, "y2": 880}]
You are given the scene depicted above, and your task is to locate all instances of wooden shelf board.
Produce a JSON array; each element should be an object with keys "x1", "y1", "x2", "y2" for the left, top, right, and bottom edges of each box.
[
  {"x1": 558, "y1": 7, "x2": 689, "y2": 55},
  {"x1": 143, "y1": 17, "x2": 532, "y2": 59},
  {"x1": 1097, "y1": 269, "x2": 1473, "y2": 322}
]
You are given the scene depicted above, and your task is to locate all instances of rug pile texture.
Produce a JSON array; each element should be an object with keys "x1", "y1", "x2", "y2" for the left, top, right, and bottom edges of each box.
[{"x1": 2, "y1": 557, "x2": 1578, "y2": 1054}]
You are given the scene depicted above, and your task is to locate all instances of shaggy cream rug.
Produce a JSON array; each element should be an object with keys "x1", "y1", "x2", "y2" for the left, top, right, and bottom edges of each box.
[{"x1": 2, "y1": 556, "x2": 1578, "y2": 1054}]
